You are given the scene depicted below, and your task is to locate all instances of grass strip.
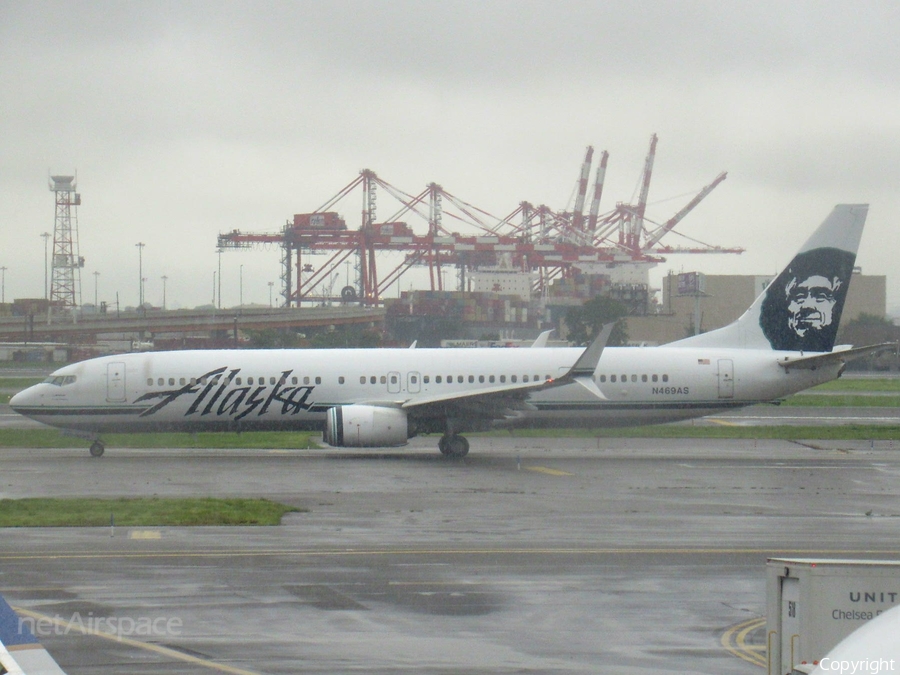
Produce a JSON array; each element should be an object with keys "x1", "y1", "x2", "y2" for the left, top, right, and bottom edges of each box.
[
  {"x1": 810, "y1": 378, "x2": 900, "y2": 392},
  {"x1": 0, "y1": 430, "x2": 319, "y2": 449},
  {"x1": 0, "y1": 497, "x2": 302, "y2": 527},
  {"x1": 780, "y1": 395, "x2": 900, "y2": 407},
  {"x1": 0, "y1": 378, "x2": 43, "y2": 389},
  {"x1": 497, "y1": 425, "x2": 900, "y2": 440}
]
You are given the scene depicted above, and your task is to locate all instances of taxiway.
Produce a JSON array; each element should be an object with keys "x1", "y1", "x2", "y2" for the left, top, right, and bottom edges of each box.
[{"x1": 2, "y1": 435, "x2": 900, "y2": 673}]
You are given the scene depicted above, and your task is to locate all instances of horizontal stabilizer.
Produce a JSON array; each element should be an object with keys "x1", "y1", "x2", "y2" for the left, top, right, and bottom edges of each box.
[{"x1": 777, "y1": 343, "x2": 897, "y2": 371}]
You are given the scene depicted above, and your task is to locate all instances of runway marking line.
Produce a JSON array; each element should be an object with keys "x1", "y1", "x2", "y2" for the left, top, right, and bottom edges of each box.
[
  {"x1": 10, "y1": 604, "x2": 263, "y2": 675},
  {"x1": 524, "y1": 465, "x2": 573, "y2": 476},
  {"x1": 720, "y1": 616, "x2": 766, "y2": 668},
  {"x1": 129, "y1": 530, "x2": 161, "y2": 540}
]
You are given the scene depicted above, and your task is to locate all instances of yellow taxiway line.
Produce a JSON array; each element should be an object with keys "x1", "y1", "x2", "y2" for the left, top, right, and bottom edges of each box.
[
  {"x1": 11, "y1": 604, "x2": 263, "y2": 675},
  {"x1": 720, "y1": 616, "x2": 766, "y2": 668}
]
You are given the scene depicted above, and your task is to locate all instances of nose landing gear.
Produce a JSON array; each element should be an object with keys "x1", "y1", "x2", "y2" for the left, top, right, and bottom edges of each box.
[{"x1": 89, "y1": 440, "x2": 105, "y2": 457}]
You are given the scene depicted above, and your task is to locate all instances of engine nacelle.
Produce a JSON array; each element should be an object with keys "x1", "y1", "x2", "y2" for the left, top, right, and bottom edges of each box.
[{"x1": 324, "y1": 405, "x2": 409, "y2": 447}]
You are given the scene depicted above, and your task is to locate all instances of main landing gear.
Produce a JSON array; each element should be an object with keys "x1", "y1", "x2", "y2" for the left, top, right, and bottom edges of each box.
[
  {"x1": 438, "y1": 434, "x2": 469, "y2": 458},
  {"x1": 89, "y1": 440, "x2": 105, "y2": 457}
]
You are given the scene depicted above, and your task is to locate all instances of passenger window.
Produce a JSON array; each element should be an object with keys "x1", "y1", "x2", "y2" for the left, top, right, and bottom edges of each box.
[
  {"x1": 511, "y1": 375, "x2": 516, "y2": 383},
  {"x1": 248, "y1": 377, "x2": 254, "y2": 385},
  {"x1": 523, "y1": 375, "x2": 529, "y2": 382},
  {"x1": 631, "y1": 375, "x2": 637, "y2": 383},
  {"x1": 500, "y1": 375, "x2": 506, "y2": 383},
  {"x1": 303, "y1": 376, "x2": 310, "y2": 385},
  {"x1": 370, "y1": 376, "x2": 376, "y2": 384},
  {"x1": 468, "y1": 375, "x2": 474, "y2": 383},
  {"x1": 390, "y1": 375, "x2": 398, "y2": 384},
  {"x1": 236, "y1": 377, "x2": 242, "y2": 385},
  {"x1": 545, "y1": 374, "x2": 551, "y2": 381},
  {"x1": 478, "y1": 375, "x2": 485, "y2": 383},
  {"x1": 157, "y1": 378, "x2": 164, "y2": 386},
  {"x1": 360, "y1": 376, "x2": 366, "y2": 384},
  {"x1": 270, "y1": 377, "x2": 276, "y2": 385},
  {"x1": 652, "y1": 374, "x2": 658, "y2": 382},
  {"x1": 457, "y1": 375, "x2": 463, "y2": 383},
  {"x1": 642, "y1": 374, "x2": 647, "y2": 382},
  {"x1": 423, "y1": 376, "x2": 430, "y2": 384},
  {"x1": 611, "y1": 375, "x2": 617, "y2": 383},
  {"x1": 600, "y1": 375, "x2": 606, "y2": 382},
  {"x1": 489, "y1": 375, "x2": 495, "y2": 383},
  {"x1": 168, "y1": 378, "x2": 175, "y2": 386},
  {"x1": 621, "y1": 374, "x2": 627, "y2": 382},
  {"x1": 180, "y1": 378, "x2": 186, "y2": 385},
  {"x1": 291, "y1": 377, "x2": 298, "y2": 385},
  {"x1": 339, "y1": 376, "x2": 345, "y2": 384},
  {"x1": 662, "y1": 374, "x2": 669, "y2": 382},
  {"x1": 380, "y1": 375, "x2": 386, "y2": 384},
  {"x1": 411, "y1": 375, "x2": 418, "y2": 384},
  {"x1": 436, "y1": 376, "x2": 442, "y2": 383},
  {"x1": 315, "y1": 377, "x2": 321, "y2": 384},
  {"x1": 147, "y1": 378, "x2": 153, "y2": 386}
]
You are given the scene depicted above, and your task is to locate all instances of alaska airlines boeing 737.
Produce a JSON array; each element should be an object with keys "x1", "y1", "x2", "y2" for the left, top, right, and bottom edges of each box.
[{"x1": 10, "y1": 204, "x2": 889, "y2": 457}]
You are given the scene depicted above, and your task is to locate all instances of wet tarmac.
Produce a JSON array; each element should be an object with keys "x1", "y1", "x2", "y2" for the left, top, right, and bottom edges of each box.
[{"x1": 2, "y1": 435, "x2": 900, "y2": 673}]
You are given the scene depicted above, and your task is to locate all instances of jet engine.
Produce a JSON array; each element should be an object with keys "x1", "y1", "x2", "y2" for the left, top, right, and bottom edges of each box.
[{"x1": 324, "y1": 405, "x2": 409, "y2": 447}]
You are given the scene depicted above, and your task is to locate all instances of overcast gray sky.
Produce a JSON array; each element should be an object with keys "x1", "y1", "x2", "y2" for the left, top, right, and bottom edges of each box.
[{"x1": 2, "y1": 0, "x2": 899, "y2": 313}]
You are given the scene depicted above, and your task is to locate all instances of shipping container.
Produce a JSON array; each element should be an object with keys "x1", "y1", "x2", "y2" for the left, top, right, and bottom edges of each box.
[
  {"x1": 766, "y1": 558, "x2": 900, "y2": 675},
  {"x1": 293, "y1": 212, "x2": 347, "y2": 230}
]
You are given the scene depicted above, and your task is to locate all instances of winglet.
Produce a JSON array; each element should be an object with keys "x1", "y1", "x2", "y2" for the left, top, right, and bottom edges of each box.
[
  {"x1": 541, "y1": 322, "x2": 615, "y2": 399},
  {"x1": 530, "y1": 330, "x2": 554, "y2": 348},
  {"x1": 568, "y1": 322, "x2": 615, "y2": 377}
]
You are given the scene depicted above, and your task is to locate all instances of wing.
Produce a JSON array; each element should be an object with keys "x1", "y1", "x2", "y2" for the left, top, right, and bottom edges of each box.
[
  {"x1": 401, "y1": 324, "x2": 614, "y2": 429},
  {"x1": 0, "y1": 594, "x2": 68, "y2": 675}
]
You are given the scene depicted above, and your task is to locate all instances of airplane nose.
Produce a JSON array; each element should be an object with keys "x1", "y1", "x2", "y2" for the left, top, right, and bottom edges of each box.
[{"x1": 9, "y1": 386, "x2": 37, "y2": 412}]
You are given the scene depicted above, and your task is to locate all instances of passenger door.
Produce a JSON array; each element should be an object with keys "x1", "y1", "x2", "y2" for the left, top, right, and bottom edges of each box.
[
  {"x1": 106, "y1": 362, "x2": 126, "y2": 402},
  {"x1": 717, "y1": 359, "x2": 734, "y2": 399}
]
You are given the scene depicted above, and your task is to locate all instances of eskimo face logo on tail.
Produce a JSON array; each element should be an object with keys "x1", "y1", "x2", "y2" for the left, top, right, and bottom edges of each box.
[{"x1": 759, "y1": 247, "x2": 855, "y2": 351}]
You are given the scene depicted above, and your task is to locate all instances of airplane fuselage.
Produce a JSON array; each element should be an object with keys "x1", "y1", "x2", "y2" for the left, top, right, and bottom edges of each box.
[{"x1": 11, "y1": 345, "x2": 839, "y2": 436}]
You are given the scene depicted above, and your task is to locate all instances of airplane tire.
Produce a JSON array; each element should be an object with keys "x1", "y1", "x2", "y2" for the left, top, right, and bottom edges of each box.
[
  {"x1": 89, "y1": 441, "x2": 105, "y2": 458},
  {"x1": 439, "y1": 435, "x2": 469, "y2": 458}
]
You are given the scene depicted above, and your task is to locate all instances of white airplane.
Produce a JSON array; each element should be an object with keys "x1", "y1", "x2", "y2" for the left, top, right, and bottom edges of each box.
[
  {"x1": 0, "y1": 594, "x2": 67, "y2": 675},
  {"x1": 10, "y1": 204, "x2": 889, "y2": 458},
  {"x1": 802, "y1": 603, "x2": 900, "y2": 674}
]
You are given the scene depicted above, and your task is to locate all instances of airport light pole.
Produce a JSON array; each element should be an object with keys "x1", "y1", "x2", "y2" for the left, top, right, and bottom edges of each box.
[
  {"x1": 93, "y1": 271, "x2": 99, "y2": 307},
  {"x1": 161, "y1": 275, "x2": 168, "y2": 310},
  {"x1": 0, "y1": 266, "x2": 6, "y2": 304},
  {"x1": 135, "y1": 242, "x2": 145, "y2": 308},
  {"x1": 268, "y1": 281, "x2": 274, "y2": 307},
  {"x1": 40, "y1": 232, "x2": 50, "y2": 300},
  {"x1": 217, "y1": 249, "x2": 222, "y2": 310}
]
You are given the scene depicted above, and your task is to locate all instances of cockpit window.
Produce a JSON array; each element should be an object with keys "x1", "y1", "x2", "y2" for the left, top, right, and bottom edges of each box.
[{"x1": 43, "y1": 375, "x2": 77, "y2": 386}]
